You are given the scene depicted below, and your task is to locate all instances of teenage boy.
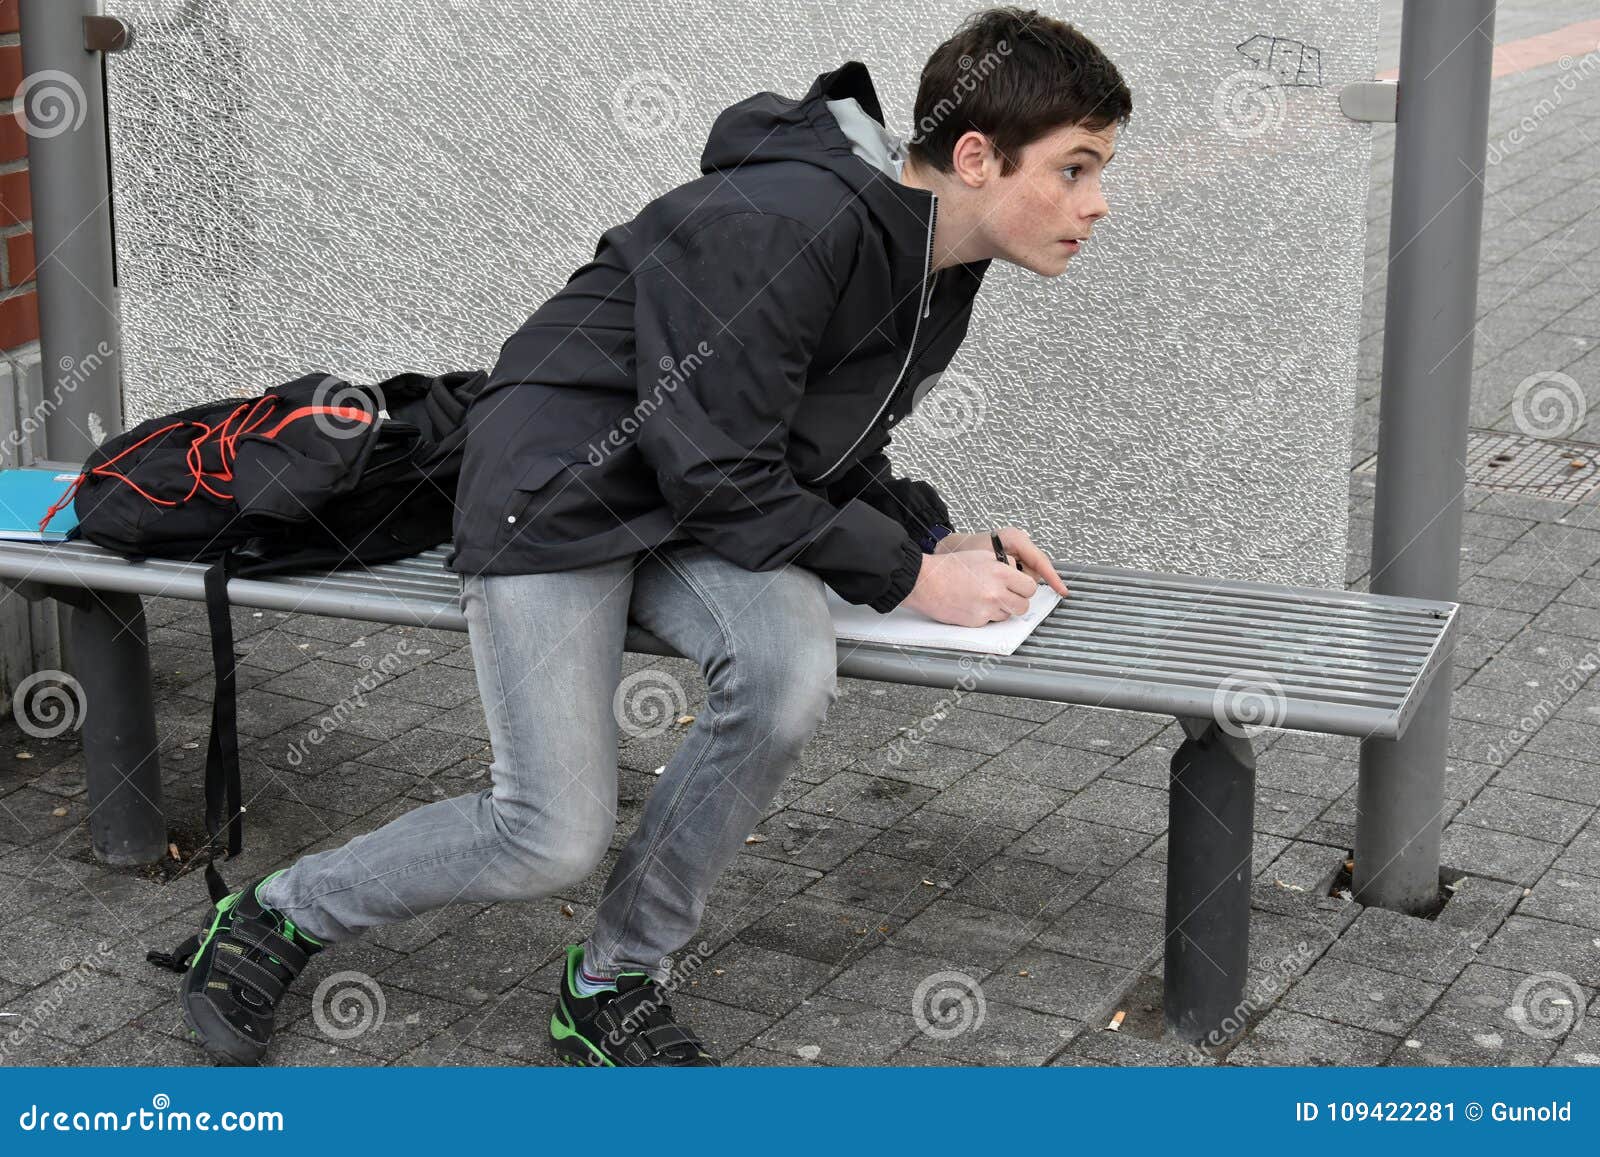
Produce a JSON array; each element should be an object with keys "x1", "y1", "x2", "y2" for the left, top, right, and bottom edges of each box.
[{"x1": 171, "y1": 6, "x2": 1130, "y2": 1066}]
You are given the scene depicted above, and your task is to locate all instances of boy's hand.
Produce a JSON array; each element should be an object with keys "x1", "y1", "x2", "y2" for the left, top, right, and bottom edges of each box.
[
  {"x1": 902, "y1": 550, "x2": 1040, "y2": 627},
  {"x1": 933, "y1": 526, "x2": 1070, "y2": 597}
]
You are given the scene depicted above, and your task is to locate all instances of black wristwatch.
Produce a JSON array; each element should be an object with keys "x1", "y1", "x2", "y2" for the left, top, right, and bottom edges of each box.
[{"x1": 918, "y1": 523, "x2": 954, "y2": 554}]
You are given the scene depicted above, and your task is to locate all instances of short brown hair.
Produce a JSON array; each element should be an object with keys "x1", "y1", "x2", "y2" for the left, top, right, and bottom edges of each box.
[{"x1": 908, "y1": 6, "x2": 1133, "y2": 178}]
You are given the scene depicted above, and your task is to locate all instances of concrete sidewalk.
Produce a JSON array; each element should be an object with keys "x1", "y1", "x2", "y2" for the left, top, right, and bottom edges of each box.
[{"x1": 2, "y1": 1, "x2": 1599, "y2": 1067}]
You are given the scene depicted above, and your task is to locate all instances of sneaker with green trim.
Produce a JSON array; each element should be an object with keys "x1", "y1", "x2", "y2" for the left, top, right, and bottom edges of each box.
[
  {"x1": 549, "y1": 944, "x2": 718, "y2": 1067},
  {"x1": 153, "y1": 870, "x2": 322, "y2": 1066}
]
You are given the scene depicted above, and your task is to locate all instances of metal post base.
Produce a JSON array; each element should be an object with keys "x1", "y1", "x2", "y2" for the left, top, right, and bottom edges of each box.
[
  {"x1": 1163, "y1": 716, "x2": 1256, "y2": 1046},
  {"x1": 67, "y1": 589, "x2": 165, "y2": 864}
]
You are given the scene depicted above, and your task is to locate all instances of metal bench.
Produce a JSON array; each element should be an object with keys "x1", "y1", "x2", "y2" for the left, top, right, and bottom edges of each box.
[{"x1": 0, "y1": 480, "x2": 1459, "y2": 1047}]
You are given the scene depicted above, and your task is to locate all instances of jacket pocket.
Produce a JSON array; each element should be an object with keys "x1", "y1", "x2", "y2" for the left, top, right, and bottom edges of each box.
[{"x1": 500, "y1": 450, "x2": 581, "y2": 533}]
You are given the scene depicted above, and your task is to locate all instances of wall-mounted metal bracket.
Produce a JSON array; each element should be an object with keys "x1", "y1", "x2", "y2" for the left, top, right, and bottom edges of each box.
[
  {"x1": 84, "y1": 14, "x2": 134, "y2": 53},
  {"x1": 1341, "y1": 79, "x2": 1398, "y2": 123}
]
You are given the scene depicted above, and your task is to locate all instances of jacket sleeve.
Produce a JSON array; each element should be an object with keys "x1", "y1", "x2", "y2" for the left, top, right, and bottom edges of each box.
[
  {"x1": 822, "y1": 442, "x2": 956, "y2": 546},
  {"x1": 631, "y1": 210, "x2": 925, "y2": 612}
]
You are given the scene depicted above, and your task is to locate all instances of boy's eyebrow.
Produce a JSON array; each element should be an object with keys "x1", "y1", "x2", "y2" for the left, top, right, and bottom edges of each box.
[{"x1": 1061, "y1": 144, "x2": 1115, "y2": 164}]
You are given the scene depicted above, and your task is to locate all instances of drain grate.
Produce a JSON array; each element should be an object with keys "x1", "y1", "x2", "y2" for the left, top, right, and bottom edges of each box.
[{"x1": 1354, "y1": 429, "x2": 1600, "y2": 502}]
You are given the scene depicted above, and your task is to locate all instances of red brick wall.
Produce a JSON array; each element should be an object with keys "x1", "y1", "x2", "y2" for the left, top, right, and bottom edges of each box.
[{"x1": 0, "y1": 0, "x2": 40, "y2": 353}]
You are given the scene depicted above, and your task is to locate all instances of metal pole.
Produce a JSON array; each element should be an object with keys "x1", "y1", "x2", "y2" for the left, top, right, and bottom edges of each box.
[
  {"x1": 1164, "y1": 718, "x2": 1255, "y2": 1046},
  {"x1": 70, "y1": 589, "x2": 164, "y2": 864},
  {"x1": 19, "y1": 0, "x2": 125, "y2": 459},
  {"x1": 1356, "y1": 0, "x2": 1496, "y2": 913}
]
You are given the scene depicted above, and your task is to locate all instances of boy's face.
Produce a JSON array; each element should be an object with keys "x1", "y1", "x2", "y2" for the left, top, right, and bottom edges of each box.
[{"x1": 978, "y1": 121, "x2": 1116, "y2": 276}]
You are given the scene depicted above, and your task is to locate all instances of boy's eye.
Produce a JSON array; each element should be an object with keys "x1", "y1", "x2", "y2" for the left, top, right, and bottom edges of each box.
[{"x1": 1061, "y1": 165, "x2": 1083, "y2": 180}]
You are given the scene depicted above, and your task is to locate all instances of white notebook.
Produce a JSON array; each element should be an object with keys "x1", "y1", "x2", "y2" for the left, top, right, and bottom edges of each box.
[{"x1": 826, "y1": 583, "x2": 1063, "y2": 656}]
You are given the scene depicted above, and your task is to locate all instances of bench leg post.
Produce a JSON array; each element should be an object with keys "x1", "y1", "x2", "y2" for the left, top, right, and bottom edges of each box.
[
  {"x1": 68, "y1": 590, "x2": 166, "y2": 865},
  {"x1": 1163, "y1": 717, "x2": 1255, "y2": 1046}
]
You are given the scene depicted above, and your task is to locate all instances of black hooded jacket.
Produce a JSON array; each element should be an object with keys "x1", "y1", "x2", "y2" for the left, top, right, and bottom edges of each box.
[{"x1": 446, "y1": 60, "x2": 991, "y2": 611}]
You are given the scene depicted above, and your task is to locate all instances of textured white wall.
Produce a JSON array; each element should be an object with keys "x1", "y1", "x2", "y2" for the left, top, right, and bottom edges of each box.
[{"x1": 105, "y1": 0, "x2": 1379, "y2": 586}]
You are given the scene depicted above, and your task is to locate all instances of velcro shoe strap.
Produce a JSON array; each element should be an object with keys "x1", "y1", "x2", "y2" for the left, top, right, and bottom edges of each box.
[
  {"x1": 641, "y1": 1023, "x2": 700, "y2": 1055},
  {"x1": 213, "y1": 949, "x2": 289, "y2": 1004},
  {"x1": 230, "y1": 920, "x2": 308, "y2": 972}
]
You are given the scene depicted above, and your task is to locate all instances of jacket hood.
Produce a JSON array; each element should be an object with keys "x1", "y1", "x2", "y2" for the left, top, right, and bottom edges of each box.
[{"x1": 698, "y1": 61, "x2": 938, "y2": 256}]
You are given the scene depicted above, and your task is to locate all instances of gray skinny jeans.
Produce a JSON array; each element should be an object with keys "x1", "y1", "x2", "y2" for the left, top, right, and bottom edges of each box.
[{"x1": 258, "y1": 540, "x2": 840, "y2": 980}]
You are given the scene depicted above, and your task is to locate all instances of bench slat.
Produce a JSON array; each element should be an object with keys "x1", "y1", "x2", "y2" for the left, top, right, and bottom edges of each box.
[{"x1": 0, "y1": 537, "x2": 1457, "y2": 741}]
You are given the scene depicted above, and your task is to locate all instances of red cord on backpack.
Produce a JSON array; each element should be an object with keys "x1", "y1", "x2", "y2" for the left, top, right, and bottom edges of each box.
[{"x1": 38, "y1": 395, "x2": 373, "y2": 532}]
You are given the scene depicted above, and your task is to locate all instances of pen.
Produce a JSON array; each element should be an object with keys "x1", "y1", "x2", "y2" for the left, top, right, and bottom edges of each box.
[{"x1": 991, "y1": 529, "x2": 1022, "y2": 571}]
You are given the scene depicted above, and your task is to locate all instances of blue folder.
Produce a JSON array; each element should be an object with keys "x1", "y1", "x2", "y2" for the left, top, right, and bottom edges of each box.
[{"x1": 0, "y1": 466, "x2": 81, "y2": 541}]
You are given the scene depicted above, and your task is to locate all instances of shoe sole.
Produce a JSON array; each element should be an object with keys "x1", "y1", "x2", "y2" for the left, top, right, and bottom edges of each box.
[
  {"x1": 180, "y1": 986, "x2": 267, "y2": 1067},
  {"x1": 549, "y1": 1002, "x2": 614, "y2": 1067}
]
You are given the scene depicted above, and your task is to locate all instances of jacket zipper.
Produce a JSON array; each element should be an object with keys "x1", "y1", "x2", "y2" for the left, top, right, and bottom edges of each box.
[{"x1": 807, "y1": 193, "x2": 939, "y2": 485}]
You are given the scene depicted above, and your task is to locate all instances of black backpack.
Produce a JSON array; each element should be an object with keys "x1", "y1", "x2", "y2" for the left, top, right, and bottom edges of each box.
[{"x1": 44, "y1": 368, "x2": 487, "y2": 886}]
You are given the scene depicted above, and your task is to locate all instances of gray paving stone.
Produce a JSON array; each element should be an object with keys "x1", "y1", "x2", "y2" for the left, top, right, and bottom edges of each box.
[
  {"x1": 1028, "y1": 708, "x2": 1167, "y2": 757},
  {"x1": 372, "y1": 902, "x2": 569, "y2": 1006},
  {"x1": 790, "y1": 770, "x2": 934, "y2": 830},
  {"x1": 948, "y1": 854, "x2": 1100, "y2": 923},
  {"x1": 1440, "y1": 821, "x2": 1562, "y2": 886},
  {"x1": 849, "y1": 737, "x2": 991, "y2": 790},
  {"x1": 1086, "y1": 856, "x2": 1168, "y2": 917},
  {"x1": 1057, "y1": 777, "x2": 1169, "y2": 835},
  {"x1": 822, "y1": 944, "x2": 977, "y2": 1014},
  {"x1": 1455, "y1": 785, "x2": 1595, "y2": 843},
  {"x1": 741, "y1": 809, "x2": 882, "y2": 872},
  {"x1": 1493, "y1": 751, "x2": 1600, "y2": 806},
  {"x1": 1327, "y1": 906, "x2": 1479, "y2": 985},
  {"x1": 737, "y1": 893, "x2": 893, "y2": 967},
  {"x1": 1226, "y1": 1008, "x2": 1399, "y2": 1066},
  {"x1": 802, "y1": 848, "x2": 951, "y2": 918},
  {"x1": 864, "y1": 807, "x2": 1019, "y2": 872},
  {"x1": 1101, "y1": 744, "x2": 1177, "y2": 789},
  {"x1": 1059, "y1": 1026, "x2": 1217, "y2": 1066},
  {"x1": 924, "y1": 769, "x2": 1071, "y2": 831},
  {"x1": 75, "y1": 1024, "x2": 207, "y2": 1066},
  {"x1": 753, "y1": 994, "x2": 916, "y2": 1064},
  {"x1": 1405, "y1": 962, "x2": 1574, "y2": 1067},
  {"x1": 1254, "y1": 749, "x2": 1359, "y2": 798},
  {"x1": 904, "y1": 998, "x2": 1079, "y2": 1065},
  {"x1": 1281, "y1": 958, "x2": 1446, "y2": 1036},
  {"x1": 3, "y1": 964, "x2": 166, "y2": 1048},
  {"x1": 893, "y1": 706, "x2": 1041, "y2": 756},
  {"x1": 1520, "y1": 869, "x2": 1600, "y2": 929},
  {"x1": 1034, "y1": 901, "x2": 1165, "y2": 971},
  {"x1": 981, "y1": 946, "x2": 1133, "y2": 1021},
  {"x1": 687, "y1": 941, "x2": 832, "y2": 1017},
  {"x1": 1013, "y1": 814, "x2": 1151, "y2": 877},
  {"x1": 1481, "y1": 914, "x2": 1600, "y2": 988},
  {"x1": 888, "y1": 900, "x2": 1033, "y2": 971}
]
